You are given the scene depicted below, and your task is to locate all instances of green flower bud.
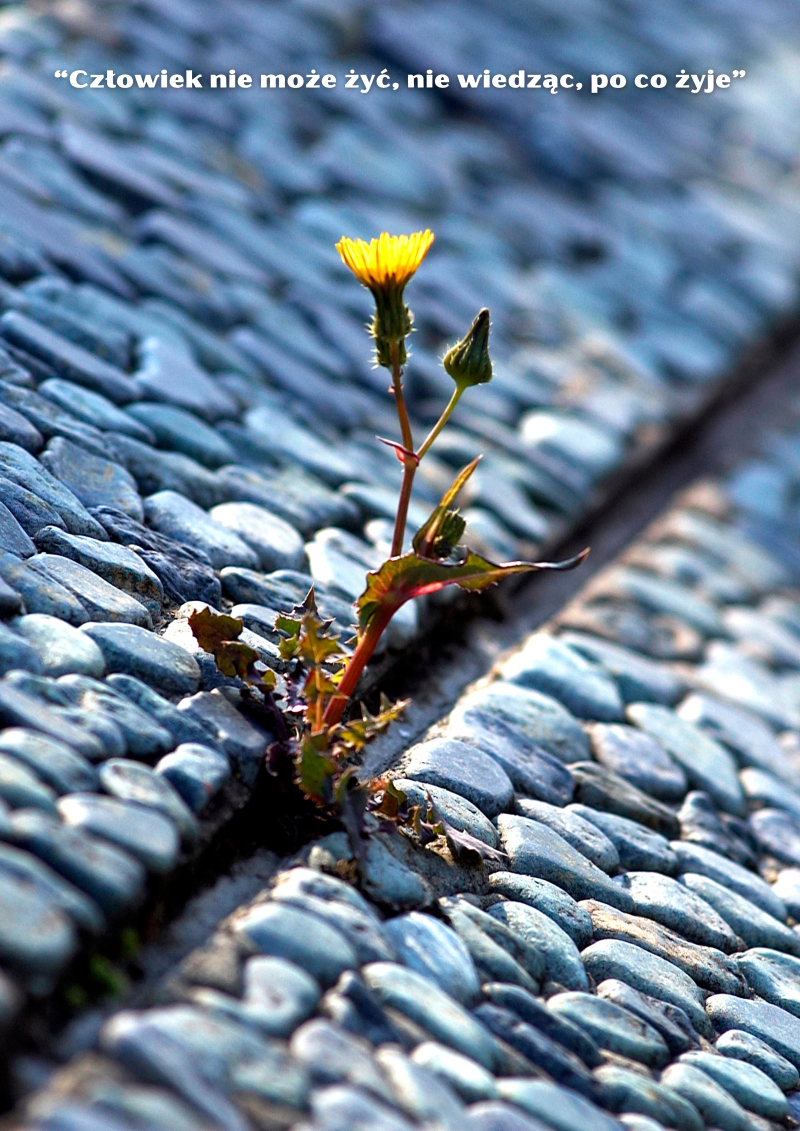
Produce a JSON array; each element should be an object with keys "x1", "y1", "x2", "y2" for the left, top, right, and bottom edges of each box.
[{"x1": 443, "y1": 308, "x2": 492, "y2": 391}]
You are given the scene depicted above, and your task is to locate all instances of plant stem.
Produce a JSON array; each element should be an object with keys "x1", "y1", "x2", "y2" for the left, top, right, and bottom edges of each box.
[
  {"x1": 314, "y1": 669, "x2": 323, "y2": 733},
  {"x1": 323, "y1": 603, "x2": 396, "y2": 727},
  {"x1": 391, "y1": 341, "x2": 416, "y2": 557},
  {"x1": 391, "y1": 341, "x2": 414, "y2": 453},
  {"x1": 417, "y1": 386, "x2": 463, "y2": 461}
]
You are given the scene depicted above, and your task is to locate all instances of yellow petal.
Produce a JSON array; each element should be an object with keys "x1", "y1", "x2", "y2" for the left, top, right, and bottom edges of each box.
[{"x1": 336, "y1": 230, "x2": 434, "y2": 292}]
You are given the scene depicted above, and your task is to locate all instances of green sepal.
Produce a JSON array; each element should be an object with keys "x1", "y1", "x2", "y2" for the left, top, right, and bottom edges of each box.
[{"x1": 371, "y1": 297, "x2": 412, "y2": 368}]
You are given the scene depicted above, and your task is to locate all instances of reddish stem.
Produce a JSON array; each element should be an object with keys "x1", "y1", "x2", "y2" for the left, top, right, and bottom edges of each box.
[{"x1": 322, "y1": 603, "x2": 396, "y2": 727}]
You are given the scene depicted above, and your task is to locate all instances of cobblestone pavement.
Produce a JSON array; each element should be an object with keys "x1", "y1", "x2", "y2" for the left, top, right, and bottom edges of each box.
[
  {"x1": 1, "y1": 0, "x2": 800, "y2": 1126},
  {"x1": 21, "y1": 395, "x2": 800, "y2": 1131}
]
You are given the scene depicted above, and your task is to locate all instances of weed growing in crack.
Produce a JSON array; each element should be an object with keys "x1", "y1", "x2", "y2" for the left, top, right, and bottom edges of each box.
[{"x1": 190, "y1": 229, "x2": 588, "y2": 863}]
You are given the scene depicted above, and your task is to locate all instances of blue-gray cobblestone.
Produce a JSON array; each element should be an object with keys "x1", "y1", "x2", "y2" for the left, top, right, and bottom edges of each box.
[
  {"x1": 391, "y1": 778, "x2": 499, "y2": 848},
  {"x1": 487, "y1": 873, "x2": 593, "y2": 949},
  {"x1": 143, "y1": 490, "x2": 258, "y2": 572},
  {"x1": 98, "y1": 760, "x2": 198, "y2": 846},
  {"x1": 581, "y1": 939, "x2": 712, "y2": 1037},
  {"x1": 680, "y1": 872, "x2": 800, "y2": 955},
  {"x1": 676, "y1": 790, "x2": 756, "y2": 869},
  {"x1": 715, "y1": 1028, "x2": 800, "y2": 1090},
  {"x1": 659, "y1": 1061, "x2": 751, "y2": 1131},
  {"x1": 496, "y1": 814, "x2": 634, "y2": 910},
  {"x1": 155, "y1": 744, "x2": 230, "y2": 813},
  {"x1": 0, "y1": 619, "x2": 42, "y2": 675},
  {"x1": 11, "y1": 0, "x2": 800, "y2": 1126},
  {"x1": 500, "y1": 634, "x2": 624, "y2": 722},
  {"x1": 488, "y1": 901, "x2": 588, "y2": 991},
  {"x1": 446, "y1": 717, "x2": 574, "y2": 806},
  {"x1": 569, "y1": 806, "x2": 677, "y2": 875},
  {"x1": 82, "y1": 623, "x2": 201, "y2": 697},
  {"x1": 587, "y1": 724, "x2": 687, "y2": 803},
  {"x1": 125, "y1": 402, "x2": 236, "y2": 469},
  {"x1": 548, "y1": 992, "x2": 669, "y2": 1067},
  {"x1": 39, "y1": 438, "x2": 143, "y2": 522},
  {"x1": 38, "y1": 379, "x2": 153, "y2": 442},
  {"x1": 32, "y1": 528, "x2": 161, "y2": 610},
  {"x1": 613, "y1": 871, "x2": 740, "y2": 952},
  {"x1": 28, "y1": 554, "x2": 152, "y2": 627},
  {"x1": 0, "y1": 728, "x2": 97, "y2": 795},
  {"x1": 8, "y1": 808, "x2": 145, "y2": 918},
  {"x1": 209, "y1": 502, "x2": 305, "y2": 573},
  {"x1": 234, "y1": 901, "x2": 357, "y2": 989},
  {"x1": 57, "y1": 794, "x2": 179, "y2": 874},
  {"x1": 595, "y1": 980, "x2": 698, "y2": 1057},
  {"x1": 382, "y1": 912, "x2": 478, "y2": 1004},
  {"x1": 0, "y1": 501, "x2": 34, "y2": 557},
  {"x1": 55, "y1": 676, "x2": 173, "y2": 760},
  {"x1": 13, "y1": 613, "x2": 104, "y2": 677},
  {"x1": 451, "y1": 683, "x2": 590, "y2": 766},
  {"x1": 0, "y1": 550, "x2": 88, "y2": 624},
  {"x1": 0, "y1": 442, "x2": 107, "y2": 539},
  {"x1": 0, "y1": 476, "x2": 67, "y2": 538}
]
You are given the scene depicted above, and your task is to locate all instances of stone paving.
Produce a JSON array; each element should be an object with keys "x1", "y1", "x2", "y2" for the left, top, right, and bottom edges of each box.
[
  {"x1": 20, "y1": 401, "x2": 800, "y2": 1131},
  {"x1": 0, "y1": 0, "x2": 798, "y2": 1125}
]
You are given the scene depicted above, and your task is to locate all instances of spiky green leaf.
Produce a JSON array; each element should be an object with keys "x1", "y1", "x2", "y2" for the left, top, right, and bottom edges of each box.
[
  {"x1": 336, "y1": 695, "x2": 409, "y2": 753},
  {"x1": 294, "y1": 731, "x2": 337, "y2": 804}
]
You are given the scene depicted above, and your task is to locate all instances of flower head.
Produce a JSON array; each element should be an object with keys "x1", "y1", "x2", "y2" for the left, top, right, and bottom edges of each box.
[
  {"x1": 336, "y1": 230, "x2": 434, "y2": 367},
  {"x1": 336, "y1": 230, "x2": 434, "y2": 295}
]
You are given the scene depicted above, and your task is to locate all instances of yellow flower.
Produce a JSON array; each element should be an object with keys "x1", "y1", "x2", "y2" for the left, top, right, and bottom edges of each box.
[
  {"x1": 336, "y1": 230, "x2": 434, "y2": 294},
  {"x1": 336, "y1": 230, "x2": 434, "y2": 367}
]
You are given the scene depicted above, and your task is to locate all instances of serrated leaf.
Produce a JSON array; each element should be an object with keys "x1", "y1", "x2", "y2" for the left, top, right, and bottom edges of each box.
[
  {"x1": 294, "y1": 731, "x2": 337, "y2": 804},
  {"x1": 214, "y1": 640, "x2": 261, "y2": 680},
  {"x1": 370, "y1": 778, "x2": 408, "y2": 820},
  {"x1": 298, "y1": 616, "x2": 345, "y2": 667},
  {"x1": 279, "y1": 635, "x2": 301, "y2": 661},
  {"x1": 275, "y1": 613, "x2": 302, "y2": 637},
  {"x1": 336, "y1": 695, "x2": 409, "y2": 752},
  {"x1": 188, "y1": 606, "x2": 244, "y2": 650},
  {"x1": 188, "y1": 607, "x2": 261, "y2": 680},
  {"x1": 413, "y1": 457, "x2": 480, "y2": 558},
  {"x1": 441, "y1": 821, "x2": 508, "y2": 864},
  {"x1": 357, "y1": 546, "x2": 589, "y2": 633},
  {"x1": 416, "y1": 793, "x2": 508, "y2": 864},
  {"x1": 302, "y1": 669, "x2": 341, "y2": 702}
]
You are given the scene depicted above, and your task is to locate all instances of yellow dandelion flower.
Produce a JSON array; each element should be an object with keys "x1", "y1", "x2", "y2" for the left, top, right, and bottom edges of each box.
[
  {"x1": 336, "y1": 230, "x2": 434, "y2": 367},
  {"x1": 336, "y1": 230, "x2": 434, "y2": 293}
]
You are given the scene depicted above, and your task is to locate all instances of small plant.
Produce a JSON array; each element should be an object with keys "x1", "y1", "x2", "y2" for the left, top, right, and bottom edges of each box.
[{"x1": 191, "y1": 230, "x2": 587, "y2": 856}]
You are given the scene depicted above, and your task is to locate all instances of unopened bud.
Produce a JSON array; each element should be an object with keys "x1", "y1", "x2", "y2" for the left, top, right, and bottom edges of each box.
[{"x1": 443, "y1": 308, "x2": 492, "y2": 391}]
